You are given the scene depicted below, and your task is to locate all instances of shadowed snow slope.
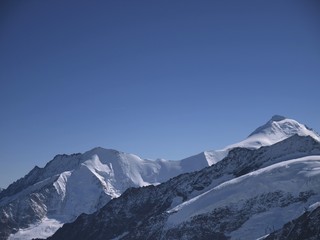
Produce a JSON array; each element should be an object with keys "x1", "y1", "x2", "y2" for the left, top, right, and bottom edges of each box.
[{"x1": 0, "y1": 115, "x2": 319, "y2": 240}]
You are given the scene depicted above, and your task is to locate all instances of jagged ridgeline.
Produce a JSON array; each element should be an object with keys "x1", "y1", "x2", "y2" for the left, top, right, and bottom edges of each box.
[
  {"x1": 1, "y1": 116, "x2": 320, "y2": 240},
  {"x1": 47, "y1": 135, "x2": 320, "y2": 240}
]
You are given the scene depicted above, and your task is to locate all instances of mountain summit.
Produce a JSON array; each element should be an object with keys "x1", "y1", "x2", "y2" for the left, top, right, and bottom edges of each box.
[
  {"x1": 249, "y1": 115, "x2": 319, "y2": 140},
  {"x1": 199, "y1": 115, "x2": 320, "y2": 167},
  {"x1": 225, "y1": 115, "x2": 320, "y2": 150},
  {"x1": 0, "y1": 115, "x2": 319, "y2": 240}
]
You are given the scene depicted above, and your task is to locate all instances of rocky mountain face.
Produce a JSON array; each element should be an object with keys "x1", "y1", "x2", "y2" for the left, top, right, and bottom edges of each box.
[
  {"x1": 1, "y1": 115, "x2": 319, "y2": 240},
  {"x1": 47, "y1": 135, "x2": 320, "y2": 240},
  {"x1": 265, "y1": 205, "x2": 320, "y2": 240}
]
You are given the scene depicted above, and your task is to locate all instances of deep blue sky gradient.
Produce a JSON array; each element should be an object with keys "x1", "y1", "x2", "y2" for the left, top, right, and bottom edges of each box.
[{"x1": 1, "y1": 0, "x2": 320, "y2": 188}]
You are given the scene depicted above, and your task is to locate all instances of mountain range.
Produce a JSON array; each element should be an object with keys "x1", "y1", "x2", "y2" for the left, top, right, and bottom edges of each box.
[{"x1": 1, "y1": 115, "x2": 319, "y2": 240}]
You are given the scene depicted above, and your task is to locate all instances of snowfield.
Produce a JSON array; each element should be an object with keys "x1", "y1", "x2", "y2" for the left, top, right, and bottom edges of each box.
[
  {"x1": 167, "y1": 155, "x2": 320, "y2": 239},
  {"x1": 8, "y1": 218, "x2": 63, "y2": 240}
]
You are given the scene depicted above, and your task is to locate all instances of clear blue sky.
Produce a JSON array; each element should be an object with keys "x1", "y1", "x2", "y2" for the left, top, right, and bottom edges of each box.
[{"x1": 1, "y1": 0, "x2": 319, "y2": 188}]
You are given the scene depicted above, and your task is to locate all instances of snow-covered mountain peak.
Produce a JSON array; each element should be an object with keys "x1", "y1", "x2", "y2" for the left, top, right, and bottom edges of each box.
[
  {"x1": 197, "y1": 116, "x2": 320, "y2": 166},
  {"x1": 224, "y1": 116, "x2": 320, "y2": 151},
  {"x1": 249, "y1": 115, "x2": 319, "y2": 139}
]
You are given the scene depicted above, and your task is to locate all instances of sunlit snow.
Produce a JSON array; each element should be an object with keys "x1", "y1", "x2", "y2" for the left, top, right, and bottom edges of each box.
[
  {"x1": 3, "y1": 116, "x2": 320, "y2": 239},
  {"x1": 166, "y1": 155, "x2": 320, "y2": 239}
]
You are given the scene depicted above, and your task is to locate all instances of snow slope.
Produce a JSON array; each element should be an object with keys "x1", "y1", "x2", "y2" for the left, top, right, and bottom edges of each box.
[
  {"x1": 7, "y1": 218, "x2": 63, "y2": 240},
  {"x1": 166, "y1": 155, "x2": 320, "y2": 239}
]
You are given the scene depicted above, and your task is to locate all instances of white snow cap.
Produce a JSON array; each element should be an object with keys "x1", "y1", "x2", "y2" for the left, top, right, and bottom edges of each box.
[
  {"x1": 225, "y1": 115, "x2": 320, "y2": 150},
  {"x1": 250, "y1": 114, "x2": 298, "y2": 137},
  {"x1": 185, "y1": 115, "x2": 320, "y2": 167},
  {"x1": 250, "y1": 115, "x2": 319, "y2": 140}
]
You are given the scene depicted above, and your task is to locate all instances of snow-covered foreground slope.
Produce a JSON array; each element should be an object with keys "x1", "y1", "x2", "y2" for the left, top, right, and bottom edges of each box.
[
  {"x1": 166, "y1": 155, "x2": 320, "y2": 239},
  {"x1": 47, "y1": 135, "x2": 320, "y2": 240},
  {"x1": 1, "y1": 115, "x2": 319, "y2": 240}
]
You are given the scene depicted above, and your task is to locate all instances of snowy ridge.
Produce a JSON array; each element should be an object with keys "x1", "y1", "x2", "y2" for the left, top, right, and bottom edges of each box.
[
  {"x1": 1, "y1": 147, "x2": 218, "y2": 239},
  {"x1": 1, "y1": 115, "x2": 320, "y2": 240},
  {"x1": 167, "y1": 155, "x2": 320, "y2": 238},
  {"x1": 202, "y1": 115, "x2": 320, "y2": 167},
  {"x1": 47, "y1": 134, "x2": 320, "y2": 240},
  {"x1": 238, "y1": 115, "x2": 320, "y2": 148},
  {"x1": 163, "y1": 145, "x2": 320, "y2": 239}
]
